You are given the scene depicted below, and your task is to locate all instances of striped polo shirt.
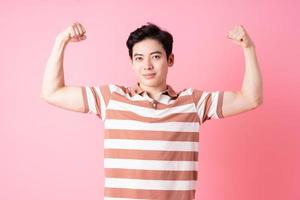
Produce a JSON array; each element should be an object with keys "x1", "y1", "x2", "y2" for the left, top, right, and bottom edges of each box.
[{"x1": 82, "y1": 82, "x2": 224, "y2": 200}]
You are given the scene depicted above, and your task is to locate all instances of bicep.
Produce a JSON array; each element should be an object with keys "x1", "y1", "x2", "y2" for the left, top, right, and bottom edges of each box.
[
  {"x1": 41, "y1": 86, "x2": 88, "y2": 113},
  {"x1": 222, "y1": 91, "x2": 257, "y2": 118}
]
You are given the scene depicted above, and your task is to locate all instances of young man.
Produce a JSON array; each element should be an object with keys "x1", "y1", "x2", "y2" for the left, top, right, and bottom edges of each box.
[{"x1": 41, "y1": 22, "x2": 263, "y2": 199}]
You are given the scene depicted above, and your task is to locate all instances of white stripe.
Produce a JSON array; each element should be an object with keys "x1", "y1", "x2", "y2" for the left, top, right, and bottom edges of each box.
[
  {"x1": 107, "y1": 100, "x2": 196, "y2": 118},
  {"x1": 104, "y1": 119, "x2": 199, "y2": 132},
  {"x1": 197, "y1": 91, "x2": 208, "y2": 123},
  {"x1": 86, "y1": 87, "x2": 97, "y2": 114},
  {"x1": 109, "y1": 84, "x2": 145, "y2": 101},
  {"x1": 179, "y1": 88, "x2": 193, "y2": 96},
  {"x1": 158, "y1": 94, "x2": 171, "y2": 104},
  {"x1": 109, "y1": 84, "x2": 126, "y2": 95},
  {"x1": 109, "y1": 84, "x2": 194, "y2": 103},
  {"x1": 105, "y1": 178, "x2": 196, "y2": 190},
  {"x1": 208, "y1": 92, "x2": 220, "y2": 119},
  {"x1": 104, "y1": 139, "x2": 198, "y2": 152},
  {"x1": 104, "y1": 158, "x2": 197, "y2": 171},
  {"x1": 109, "y1": 84, "x2": 193, "y2": 98},
  {"x1": 95, "y1": 86, "x2": 106, "y2": 120},
  {"x1": 196, "y1": 91, "x2": 220, "y2": 122}
]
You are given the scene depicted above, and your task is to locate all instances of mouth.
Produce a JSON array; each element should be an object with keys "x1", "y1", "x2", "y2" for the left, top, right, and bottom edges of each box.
[{"x1": 143, "y1": 73, "x2": 156, "y2": 79}]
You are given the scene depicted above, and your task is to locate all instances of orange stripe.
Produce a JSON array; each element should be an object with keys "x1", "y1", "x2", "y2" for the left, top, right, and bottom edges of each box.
[
  {"x1": 100, "y1": 85, "x2": 111, "y2": 106},
  {"x1": 217, "y1": 91, "x2": 224, "y2": 118},
  {"x1": 192, "y1": 89, "x2": 203, "y2": 105},
  {"x1": 104, "y1": 187, "x2": 195, "y2": 199},
  {"x1": 104, "y1": 149, "x2": 198, "y2": 161},
  {"x1": 202, "y1": 93, "x2": 212, "y2": 124},
  {"x1": 104, "y1": 168, "x2": 198, "y2": 180},
  {"x1": 104, "y1": 129, "x2": 199, "y2": 142},
  {"x1": 110, "y1": 93, "x2": 194, "y2": 110},
  {"x1": 106, "y1": 110, "x2": 199, "y2": 123}
]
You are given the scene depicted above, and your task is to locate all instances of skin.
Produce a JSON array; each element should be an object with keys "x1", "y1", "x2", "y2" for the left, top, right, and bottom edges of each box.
[
  {"x1": 222, "y1": 25, "x2": 263, "y2": 117},
  {"x1": 40, "y1": 22, "x2": 89, "y2": 113},
  {"x1": 130, "y1": 25, "x2": 263, "y2": 118},
  {"x1": 41, "y1": 22, "x2": 263, "y2": 118},
  {"x1": 130, "y1": 38, "x2": 174, "y2": 100}
]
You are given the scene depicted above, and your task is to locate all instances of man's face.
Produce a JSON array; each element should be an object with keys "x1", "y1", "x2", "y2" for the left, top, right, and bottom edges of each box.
[{"x1": 130, "y1": 38, "x2": 174, "y2": 88}]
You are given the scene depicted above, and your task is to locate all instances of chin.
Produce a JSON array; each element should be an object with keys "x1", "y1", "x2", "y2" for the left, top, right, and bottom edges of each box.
[
  {"x1": 141, "y1": 80, "x2": 154, "y2": 86},
  {"x1": 141, "y1": 79, "x2": 162, "y2": 87}
]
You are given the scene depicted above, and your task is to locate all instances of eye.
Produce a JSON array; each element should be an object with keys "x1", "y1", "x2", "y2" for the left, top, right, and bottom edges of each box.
[
  {"x1": 135, "y1": 57, "x2": 143, "y2": 61},
  {"x1": 153, "y1": 55, "x2": 161, "y2": 59}
]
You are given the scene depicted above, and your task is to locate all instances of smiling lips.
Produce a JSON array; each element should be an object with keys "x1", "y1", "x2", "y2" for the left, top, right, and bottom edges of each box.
[{"x1": 143, "y1": 73, "x2": 156, "y2": 79}]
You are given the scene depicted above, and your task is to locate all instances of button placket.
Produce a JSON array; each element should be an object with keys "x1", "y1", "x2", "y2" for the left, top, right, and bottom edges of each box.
[
  {"x1": 152, "y1": 101, "x2": 158, "y2": 109},
  {"x1": 143, "y1": 91, "x2": 160, "y2": 110}
]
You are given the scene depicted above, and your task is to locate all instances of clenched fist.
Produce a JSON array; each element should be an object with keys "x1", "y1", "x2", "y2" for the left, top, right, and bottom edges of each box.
[
  {"x1": 57, "y1": 22, "x2": 87, "y2": 43},
  {"x1": 227, "y1": 25, "x2": 254, "y2": 48}
]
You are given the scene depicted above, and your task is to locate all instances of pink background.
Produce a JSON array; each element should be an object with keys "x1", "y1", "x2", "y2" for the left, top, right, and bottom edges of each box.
[{"x1": 1, "y1": 0, "x2": 299, "y2": 199}]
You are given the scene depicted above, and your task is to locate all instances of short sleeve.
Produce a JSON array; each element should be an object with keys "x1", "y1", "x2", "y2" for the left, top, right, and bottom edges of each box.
[
  {"x1": 81, "y1": 84, "x2": 112, "y2": 120},
  {"x1": 192, "y1": 89, "x2": 224, "y2": 124}
]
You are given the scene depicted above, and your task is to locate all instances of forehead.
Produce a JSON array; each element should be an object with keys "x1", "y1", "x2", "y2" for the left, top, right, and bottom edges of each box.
[{"x1": 132, "y1": 38, "x2": 164, "y2": 55}]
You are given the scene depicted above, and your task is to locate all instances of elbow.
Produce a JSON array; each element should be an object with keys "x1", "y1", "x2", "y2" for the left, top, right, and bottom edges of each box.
[
  {"x1": 40, "y1": 91, "x2": 51, "y2": 101},
  {"x1": 251, "y1": 97, "x2": 263, "y2": 108},
  {"x1": 40, "y1": 93, "x2": 48, "y2": 102},
  {"x1": 40, "y1": 91, "x2": 46, "y2": 99}
]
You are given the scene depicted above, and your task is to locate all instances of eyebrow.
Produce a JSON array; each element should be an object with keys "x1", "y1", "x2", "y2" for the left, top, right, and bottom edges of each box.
[{"x1": 133, "y1": 51, "x2": 162, "y2": 57}]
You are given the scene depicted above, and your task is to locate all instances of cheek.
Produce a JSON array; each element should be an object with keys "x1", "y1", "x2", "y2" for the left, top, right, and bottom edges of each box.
[
  {"x1": 159, "y1": 64, "x2": 168, "y2": 74},
  {"x1": 131, "y1": 66, "x2": 139, "y2": 76},
  {"x1": 163, "y1": 67, "x2": 168, "y2": 75},
  {"x1": 132, "y1": 64, "x2": 141, "y2": 72}
]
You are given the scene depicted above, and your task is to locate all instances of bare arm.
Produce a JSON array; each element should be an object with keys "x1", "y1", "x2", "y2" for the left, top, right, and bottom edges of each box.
[
  {"x1": 40, "y1": 22, "x2": 88, "y2": 113},
  {"x1": 222, "y1": 25, "x2": 263, "y2": 118}
]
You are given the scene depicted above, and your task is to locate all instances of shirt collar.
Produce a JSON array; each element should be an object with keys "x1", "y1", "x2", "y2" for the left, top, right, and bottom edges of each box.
[{"x1": 132, "y1": 82, "x2": 178, "y2": 98}]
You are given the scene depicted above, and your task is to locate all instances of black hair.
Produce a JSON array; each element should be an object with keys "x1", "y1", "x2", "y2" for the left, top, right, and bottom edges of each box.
[{"x1": 126, "y1": 22, "x2": 173, "y2": 60}]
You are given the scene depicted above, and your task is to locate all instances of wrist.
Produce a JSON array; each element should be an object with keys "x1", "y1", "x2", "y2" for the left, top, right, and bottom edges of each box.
[
  {"x1": 243, "y1": 39, "x2": 255, "y2": 49},
  {"x1": 55, "y1": 33, "x2": 69, "y2": 45},
  {"x1": 243, "y1": 44, "x2": 256, "y2": 56},
  {"x1": 243, "y1": 43, "x2": 255, "y2": 50}
]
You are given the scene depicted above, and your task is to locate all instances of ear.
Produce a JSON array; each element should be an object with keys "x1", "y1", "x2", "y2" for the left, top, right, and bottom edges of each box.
[{"x1": 168, "y1": 53, "x2": 174, "y2": 66}]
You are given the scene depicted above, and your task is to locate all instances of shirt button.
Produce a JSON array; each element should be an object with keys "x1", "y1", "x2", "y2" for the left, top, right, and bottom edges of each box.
[{"x1": 152, "y1": 102, "x2": 157, "y2": 109}]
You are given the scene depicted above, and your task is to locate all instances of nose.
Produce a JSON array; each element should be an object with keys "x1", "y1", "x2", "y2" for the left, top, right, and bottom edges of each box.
[{"x1": 144, "y1": 58, "x2": 154, "y2": 70}]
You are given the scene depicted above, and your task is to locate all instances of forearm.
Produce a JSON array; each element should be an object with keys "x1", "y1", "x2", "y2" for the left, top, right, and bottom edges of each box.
[
  {"x1": 240, "y1": 45, "x2": 263, "y2": 106},
  {"x1": 41, "y1": 36, "x2": 68, "y2": 97}
]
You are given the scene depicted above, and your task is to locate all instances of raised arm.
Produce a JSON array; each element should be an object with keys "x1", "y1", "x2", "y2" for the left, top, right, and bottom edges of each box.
[
  {"x1": 40, "y1": 22, "x2": 88, "y2": 113},
  {"x1": 222, "y1": 25, "x2": 263, "y2": 118}
]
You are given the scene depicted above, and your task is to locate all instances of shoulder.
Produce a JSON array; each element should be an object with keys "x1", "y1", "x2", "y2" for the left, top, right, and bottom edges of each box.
[
  {"x1": 104, "y1": 83, "x2": 133, "y2": 95},
  {"x1": 177, "y1": 87, "x2": 199, "y2": 96}
]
